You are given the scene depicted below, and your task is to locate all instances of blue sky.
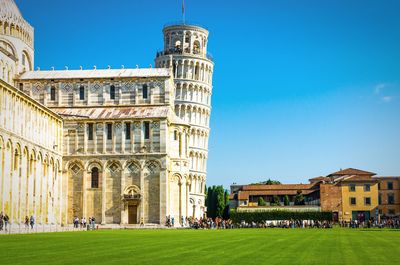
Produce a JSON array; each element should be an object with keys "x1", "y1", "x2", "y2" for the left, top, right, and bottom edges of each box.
[{"x1": 17, "y1": 0, "x2": 400, "y2": 187}]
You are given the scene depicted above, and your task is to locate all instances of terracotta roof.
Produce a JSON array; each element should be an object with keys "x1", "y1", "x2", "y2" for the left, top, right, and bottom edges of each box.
[
  {"x1": 328, "y1": 168, "x2": 376, "y2": 177},
  {"x1": 373, "y1": 176, "x2": 400, "y2": 180},
  {"x1": 309, "y1": 176, "x2": 330, "y2": 183},
  {"x1": 242, "y1": 184, "x2": 315, "y2": 191},
  {"x1": 341, "y1": 175, "x2": 378, "y2": 182},
  {"x1": 237, "y1": 189, "x2": 317, "y2": 200},
  {"x1": 52, "y1": 106, "x2": 170, "y2": 120}
]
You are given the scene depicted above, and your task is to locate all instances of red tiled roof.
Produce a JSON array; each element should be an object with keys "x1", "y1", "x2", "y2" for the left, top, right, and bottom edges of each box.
[
  {"x1": 340, "y1": 175, "x2": 378, "y2": 182},
  {"x1": 237, "y1": 189, "x2": 316, "y2": 200},
  {"x1": 328, "y1": 168, "x2": 376, "y2": 177},
  {"x1": 242, "y1": 184, "x2": 315, "y2": 191},
  {"x1": 309, "y1": 176, "x2": 330, "y2": 183},
  {"x1": 373, "y1": 176, "x2": 400, "y2": 180}
]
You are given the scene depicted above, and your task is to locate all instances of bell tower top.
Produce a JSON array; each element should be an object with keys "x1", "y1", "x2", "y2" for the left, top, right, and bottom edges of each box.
[{"x1": 161, "y1": 23, "x2": 210, "y2": 60}]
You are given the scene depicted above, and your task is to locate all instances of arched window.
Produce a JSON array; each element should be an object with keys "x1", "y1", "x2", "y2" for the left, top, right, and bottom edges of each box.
[
  {"x1": 79, "y1": 86, "x2": 85, "y2": 100},
  {"x1": 91, "y1": 167, "x2": 99, "y2": 188},
  {"x1": 110, "y1": 85, "x2": 115, "y2": 100},
  {"x1": 193, "y1": 41, "x2": 201, "y2": 54},
  {"x1": 50, "y1": 86, "x2": 56, "y2": 101}
]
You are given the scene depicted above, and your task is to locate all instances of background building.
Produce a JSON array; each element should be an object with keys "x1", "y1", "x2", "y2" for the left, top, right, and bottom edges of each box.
[
  {"x1": 0, "y1": 0, "x2": 213, "y2": 227},
  {"x1": 230, "y1": 168, "x2": 400, "y2": 222},
  {"x1": 374, "y1": 177, "x2": 400, "y2": 217}
]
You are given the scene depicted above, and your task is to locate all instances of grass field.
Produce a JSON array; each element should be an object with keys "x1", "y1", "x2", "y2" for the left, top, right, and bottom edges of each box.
[{"x1": 0, "y1": 228, "x2": 400, "y2": 264}]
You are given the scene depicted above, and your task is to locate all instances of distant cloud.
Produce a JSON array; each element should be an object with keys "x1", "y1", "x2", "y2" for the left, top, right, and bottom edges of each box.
[
  {"x1": 373, "y1": 83, "x2": 398, "y2": 103},
  {"x1": 381, "y1": 96, "x2": 393, "y2": 102},
  {"x1": 374, "y1": 83, "x2": 386, "y2": 94}
]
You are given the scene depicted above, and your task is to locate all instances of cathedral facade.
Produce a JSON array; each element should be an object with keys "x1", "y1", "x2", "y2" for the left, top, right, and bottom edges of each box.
[{"x1": 0, "y1": 0, "x2": 213, "y2": 226}]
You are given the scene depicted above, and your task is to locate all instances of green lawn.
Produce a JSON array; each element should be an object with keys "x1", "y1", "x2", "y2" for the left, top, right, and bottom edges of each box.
[{"x1": 0, "y1": 228, "x2": 399, "y2": 264}]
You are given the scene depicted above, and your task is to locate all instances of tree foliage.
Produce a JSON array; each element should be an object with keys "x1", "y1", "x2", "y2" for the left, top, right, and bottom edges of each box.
[
  {"x1": 284, "y1": 195, "x2": 290, "y2": 206},
  {"x1": 294, "y1": 190, "x2": 305, "y2": 205},
  {"x1": 230, "y1": 210, "x2": 332, "y2": 223},
  {"x1": 206, "y1": 185, "x2": 230, "y2": 219},
  {"x1": 252, "y1": 178, "x2": 281, "y2": 185},
  {"x1": 258, "y1": 197, "x2": 266, "y2": 206},
  {"x1": 271, "y1": 195, "x2": 280, "y2": 206}
]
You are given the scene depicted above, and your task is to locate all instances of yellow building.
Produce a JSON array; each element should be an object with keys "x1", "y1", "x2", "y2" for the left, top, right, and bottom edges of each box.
[{"x1": 323, "y1": 169, "x2": 379, "y2": 221}]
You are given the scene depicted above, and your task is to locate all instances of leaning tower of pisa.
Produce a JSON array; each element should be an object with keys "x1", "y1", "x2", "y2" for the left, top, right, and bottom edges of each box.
[{"x1": 155, "y1": 23, "x2": 213, "y2": 218}]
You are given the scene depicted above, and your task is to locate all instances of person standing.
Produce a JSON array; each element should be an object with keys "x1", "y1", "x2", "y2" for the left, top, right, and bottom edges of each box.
[
  {"x1": 30, "y1": 215, "x2": 35, "y2": 229},
  {"x1": 25, "y1": 216, "x2": 29, "y2": 229},
  {"x1": 3, "y1": 214, "x2": 9, "y2": 231},
  {"x1": 0, "y1": 212, "x2": 4, "y2": 231}
]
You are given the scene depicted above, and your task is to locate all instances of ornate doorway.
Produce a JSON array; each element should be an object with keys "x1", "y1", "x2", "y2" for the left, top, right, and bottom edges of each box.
[{"x1": 128, "y1": 205, "x2": 138, "y2": 224}]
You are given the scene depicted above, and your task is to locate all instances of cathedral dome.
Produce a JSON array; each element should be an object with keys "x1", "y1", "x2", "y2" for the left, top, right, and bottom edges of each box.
[{"x1": 0, "y1": 0, "x2": 34, "y2": 47}]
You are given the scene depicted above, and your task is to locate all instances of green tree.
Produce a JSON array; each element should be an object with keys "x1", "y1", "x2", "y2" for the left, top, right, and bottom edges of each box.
[
  {"x1": 284, "y1": 195, "x2": 290, "y2": 206},
  {"x1": 215, "y1": 186, "x2": 226, "y2": 217},
  {"x1": 251, "y1": 179, "x2": 281, "y2": 185},
  {"x1": 223, "y1": 190, "x2": 230, "y2": 219},
  {"x1": 258, "y1": 197, "x2": 266, "y2": 206},
  {"x1": 206, "y1": 186, "x2": 228, "y2": 219},
  {"x1": 272, "y1": 195, "x2": 280, "y2": 206},
  {"x1": 294, "y1": 190, "x2": 305, "y2": 205}
]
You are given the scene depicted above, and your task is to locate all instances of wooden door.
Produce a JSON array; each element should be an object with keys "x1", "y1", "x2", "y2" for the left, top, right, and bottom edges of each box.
[{"x1": 128, "y1": 205, "x2": 137, "y2": 224}]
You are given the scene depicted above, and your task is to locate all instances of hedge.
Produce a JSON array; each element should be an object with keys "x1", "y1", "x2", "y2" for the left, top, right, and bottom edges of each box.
[{"x1": 230, "y1": 210, "x2": 332, "y2": 223}]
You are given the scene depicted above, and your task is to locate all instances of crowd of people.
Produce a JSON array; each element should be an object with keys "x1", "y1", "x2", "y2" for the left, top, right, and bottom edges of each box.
[
  {"x1": 339, "y1": 217, "x2": 400, "y2": 229},
  {"x1": 73, "y1": 216, "x2": 97, "y2": 230},
  {"x1": 165, "y1": 216, "x2": 400, "y2": 230},
  {"x1": 0, "y1": 211, "x2": 35, "y2": 231}
]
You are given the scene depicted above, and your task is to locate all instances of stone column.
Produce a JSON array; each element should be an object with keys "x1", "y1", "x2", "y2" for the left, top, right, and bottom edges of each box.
[
  {"x1": 121, "y1": 122, "x2": 125, "y2": 154},
  {"x1": 101, "y1": 168, "x2": 106, "y2": 224},
  {"x1": 83, "y1": 122, "x2": 87, "y2": 154},
  {"x1": 82, "y1": 169, "x2": 87, "y2": 221},
  {"x1": 186, "y1": 182, "x2": 189, "y2": 219},
  {"x1": 87, "y1": 81, "x2": 91, "y2": 106},
  {"x1": 131, "y1": 122, "x2": 135, "y2": 153},
  {"x1": 139, "y1": 164, "x2": 144, "y2": 223},
  {"x1": 159, "y1": 169, "x2": 167, "y2": 225},
  {"x1": 94, "y1": 123, "x2": 98, "y2": 153},
  {"x1": 74, "y1": 128, "x2": 79, "y2": 154},
  {"x1": 112, "y1": 122, "x2": 116, "y2": 153},
  {"x1": 103, "y1": 122, "x2": 106, "y2": 154}
]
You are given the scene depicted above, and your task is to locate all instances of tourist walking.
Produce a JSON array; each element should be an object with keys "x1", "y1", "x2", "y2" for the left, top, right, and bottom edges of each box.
[
  {"x1": 3, "y1": 213, "x2": 9, "y2": 231},
  {"x1": 25, "y1": 216, "x2": 29, "y2": 229},
  {"x1": 0, "y1": 211, "x2": 4, "y2": 231},
  {"x1": 30, "y1": 215, "x2": 35, "y2": 229}
]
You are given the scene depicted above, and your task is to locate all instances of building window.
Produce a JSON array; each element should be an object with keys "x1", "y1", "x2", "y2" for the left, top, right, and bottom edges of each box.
[
  {"x1": 125, "y1": 123, "x2": 131, "y2": 140},
  {"x1": 378, "y1": 183, "x2": 381, "y2": 189},
  {"x1": 174, "y1": 130, "x2": 178, "y2": 141},
  {"x1": 388, "y1": 209, "x2": 395, "y2": 215},
  {"x1": 378, "y1": 194, "x2": 382, "y2": 204},
  {"x1": 364, "y1": 197, "x2": 371, "y2": 206},
  {"x1": 88, "y1": 123, "x2": 94, "y2": 140},
  {"x1": 349, "y1": 184, "x2": 356, "y2": 192},
  {"x1": 110, "y1": 85, "x2": 116, "y2": 100},
  {"x1": 144, "y1": 121, "x2": 150, "y2": 140},
  {"x1": 107, "y1": 123, "x2": 112, "y2": 140},
  {"x1": 19, "y1": 83, "x2": 23, "y2": 90},
  {"x1": 79, "y1": 86, "x2": 85, "y2": 100},
  {"x1": 350, "y1": 197, "x2": 356, "y2": 205},
  {"x1": 388, "y1": 182, "x2": 393, "y2": 190},
  {"x1": 143, "y1": 84, "x2": 148, "y2": 99},
  {"x1": 91, "y1": 167, "x2": 99, "y2": 188},
  {"x1": 364, "y1": 184, "x2": 371, "y2": 192},
  {"x1": 50, "y1": 87, "x2": 56, "y2": 101},
  {"x1": 388, "y1": 193, "x2": 395, "y2": 205}
]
